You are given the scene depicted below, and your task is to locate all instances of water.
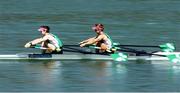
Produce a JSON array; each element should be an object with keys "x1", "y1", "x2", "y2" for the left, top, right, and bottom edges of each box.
[
  {"x1": 0, "y1": 60, "x2": 180, "y2": 92},
  {"x1": 0, "y1": 0, "x2": 180, "y2": 92}
]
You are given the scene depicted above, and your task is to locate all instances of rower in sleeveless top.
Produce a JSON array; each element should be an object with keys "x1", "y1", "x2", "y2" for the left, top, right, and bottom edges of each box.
[
  {"x1": 24, "y1": 26, "x2": 63, "y2": 54},
  {"x1": 79, "y1": 24, "x2": 114, "y2": 53}
]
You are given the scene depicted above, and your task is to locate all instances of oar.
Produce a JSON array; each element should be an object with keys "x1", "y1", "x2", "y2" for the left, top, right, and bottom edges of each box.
[
  {"x1": 31, "y1": 45, "x2": 49, "y2": 50},
  {"x1": 59, "y1": 43, "x2": 176, "y2": 52},
  {"x1": 111, "y1": 47, "x2": 180, "y2": 63},
  {"x1": 111, "y1": 52, "x2": 128, "y2": 62},
  {"x1": 114, "y1": 43, "x2": 175, "y2": 52},
  {"x1": 63, "y1": 44, "x2": 80, "y2": 47},
  {"x1": 65, "y1": 43, "x2": 179, "y2": 63},
  {"x1": 30, "y1": 45, "x2": 100, "y2": 54},
  {"x1": 55, "y1": 43, "x2": 176, "y2": 53},
  {"x1": 167, "y1": 54, "x2": 180, "y2": 63},
  {"x1": 77, "y1": 44, "x2": 166, "y2": 62},
  {"x1": 81, "y1": 45, "x2": 128, "y2": 61},
  {"x1": 110, "y1": 47, "x2": 160, "y2": 62},
  {"x1": 30, "y1": 44, "x2": 180, "y2": 63}
]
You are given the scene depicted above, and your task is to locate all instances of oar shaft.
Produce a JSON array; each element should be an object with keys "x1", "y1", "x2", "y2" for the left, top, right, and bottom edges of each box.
[
  {"x1": 63, "y1": 44, "x2": 161, "y2": 56},
  {"x1": 64, "y1": 44, "x2": 159, "y2": 47},
  {"x1": 117, "y1": 45, "x2": 159, "y2": 48},
  {"x1": 63, "y1": 45, "x2": 79, "y2": 47},
  {"x1": 117, "y1": 48, "x2": 166, "y2": 57}
]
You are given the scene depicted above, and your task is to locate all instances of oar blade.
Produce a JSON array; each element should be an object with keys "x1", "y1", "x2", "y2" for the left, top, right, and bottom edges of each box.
[
  {"x1": 111, "y1": 53, "x2": 128, "y2": 62},
  {"x1": 159, "y1": 43, "x2": 175, "y2": 52},
  {"x1": 167, "y1": 54, "x2": 180, "y2": 63}
]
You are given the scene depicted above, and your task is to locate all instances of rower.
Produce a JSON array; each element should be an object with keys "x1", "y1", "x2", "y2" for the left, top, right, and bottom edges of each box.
[
  {"x1": 24, "y1": 26, "x2": 63, "y2": 54},
  {"x1": 79, "y1": 24, "x2": 114, "y2": 53}
]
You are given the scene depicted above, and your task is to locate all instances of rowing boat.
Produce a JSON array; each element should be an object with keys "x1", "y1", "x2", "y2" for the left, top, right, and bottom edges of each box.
[
  {"x1": 0, "y1": 43, "x2": 178, "y2": 63},
  {"x1": 0, "y1": 52, "x2": 179, "y2": 61}
]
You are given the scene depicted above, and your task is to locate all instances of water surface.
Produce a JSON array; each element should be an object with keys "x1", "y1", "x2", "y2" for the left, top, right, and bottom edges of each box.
[{"x1": 0, "y1": 0, "x2": 180, "y2": 92}]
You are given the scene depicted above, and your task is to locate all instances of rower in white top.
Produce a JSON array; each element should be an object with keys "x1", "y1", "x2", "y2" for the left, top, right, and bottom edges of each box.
[
  {"x1": 79, "y1": 24, "x2": 114, "y2": 53},
  {"x1": 24, "y1": 25, "x2": 63, "y2": 54}
]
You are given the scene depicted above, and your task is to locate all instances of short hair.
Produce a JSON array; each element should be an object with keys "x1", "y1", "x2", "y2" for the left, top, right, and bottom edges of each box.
[
  {"x1": 40, "y1": 26, "x2": 50, "y2": 32},
  {"x1": 95, "y1": 24, "x2": 104, "y2": 31}
]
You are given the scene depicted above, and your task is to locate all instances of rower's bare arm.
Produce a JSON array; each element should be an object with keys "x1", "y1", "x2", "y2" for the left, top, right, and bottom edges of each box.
[
  {"x1": 24, "y1": 38, "x2": 42, "y2": 48},
  {"x1": 79, "y1": 37, "x2": 95, "y2": 44},
  {"x1": 31, "y1": 38, "x2": 44, "y2": 45},
  {"x1": 93, "y1": 35, "x2": 103, "y2": 43},
  {"x1": 32, "y1": 35, "x2": 50, "y2": 44},
  {"x1": 24, "y1": 36, "x2": 49, "y2": 48},
  {"x1": 80, "y1": 36, "x2": 103, "y2": 47}
]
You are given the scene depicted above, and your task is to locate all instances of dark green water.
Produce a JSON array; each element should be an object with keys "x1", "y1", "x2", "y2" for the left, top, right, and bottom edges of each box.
[{"x1": 0, "y1": 0, "x2": 180, "y2": 92}]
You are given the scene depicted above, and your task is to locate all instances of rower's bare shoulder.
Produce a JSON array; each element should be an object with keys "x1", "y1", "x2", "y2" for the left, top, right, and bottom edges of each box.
[
  {"x1": 102, "y1": 34, "x2": 108, "y2": 39},
  {"x1": 98, "y1": 34, "x2": 106, "y2": 37},
  {"x1": 96, "y1": 34, "x2": 104, "y2": 39},
  {"x1": 45, "y1": 34, "x2": 53, "y2": 38},
  {"x1": 41, "y1": 35, "x2": 51, "y2": 40}
]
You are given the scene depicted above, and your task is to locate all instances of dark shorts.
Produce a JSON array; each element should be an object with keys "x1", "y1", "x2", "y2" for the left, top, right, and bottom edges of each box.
[
  {"x1": 51, "y1": 50, "x2": 63, "y2": 54},
  {"x1": 95, "y1": 49, "x2": 114, "y2": 55}
]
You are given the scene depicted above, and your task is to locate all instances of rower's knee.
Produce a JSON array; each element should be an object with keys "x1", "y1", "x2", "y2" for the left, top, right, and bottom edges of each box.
[
  {"x1": 100, "y1": 43, "x2": 108, "y2": 50},
  {"x1": 47, "y1": 44, "x2": 56, "y2": 51}
]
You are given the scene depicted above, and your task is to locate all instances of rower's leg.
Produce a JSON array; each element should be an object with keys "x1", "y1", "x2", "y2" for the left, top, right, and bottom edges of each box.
[
  {"x1": 41, "y1": 42, "x2": 55, "y2": 54},
  {"x1": 41, "y1": 42, "x2": 47, "y2": 54},
  {"x1": 47, "y1": 43, "x2": 56, "y2": 51},
  {"x1": 96, "y1": 43, "x2": 108, "y2": 53},
  {"x1": 47, "y1": 44, "x2": 63, "y2": 54},
  {"x1": 100, "y1": 43, "x2": 108, "y2": 51}
]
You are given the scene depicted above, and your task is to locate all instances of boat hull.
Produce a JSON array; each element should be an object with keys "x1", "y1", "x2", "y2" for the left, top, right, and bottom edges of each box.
[{"x1": 0, "y1": 52, "x2": 178, "y2": 61}]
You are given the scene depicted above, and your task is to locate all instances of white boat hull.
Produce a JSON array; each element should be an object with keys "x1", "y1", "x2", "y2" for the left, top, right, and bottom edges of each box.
[{"x1": 0, "y1": 52, "x2": 179, "y2": 61}]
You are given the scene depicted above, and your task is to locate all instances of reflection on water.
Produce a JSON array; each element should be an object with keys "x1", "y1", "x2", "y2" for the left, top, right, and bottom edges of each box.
[{"x1": 0, "y1": 60, "x2": 180, "y2": 91}]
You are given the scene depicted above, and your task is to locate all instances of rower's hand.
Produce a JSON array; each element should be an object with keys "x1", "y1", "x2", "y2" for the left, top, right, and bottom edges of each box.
[
  {"x1": 24, "y1": 42, "x2": 32, "y2": 48},
  {"x1": 79, "y1": 41, "x2": 84, "y2": 44},
  {"x1": 80, "y1": 43, "x2": 86, "y2": 47},
  {"x1": 56, "y1": 48, "x2": 61, "y2": 52}
]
